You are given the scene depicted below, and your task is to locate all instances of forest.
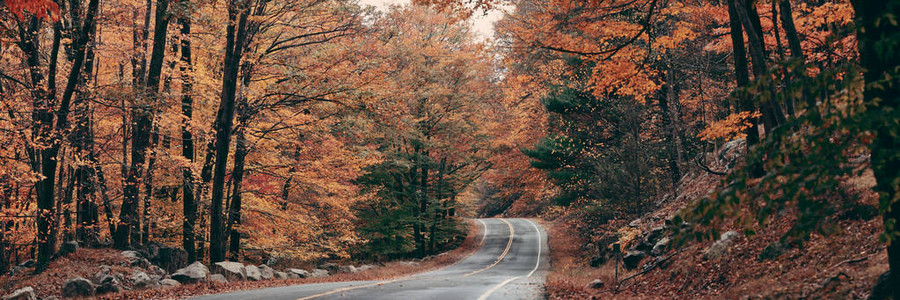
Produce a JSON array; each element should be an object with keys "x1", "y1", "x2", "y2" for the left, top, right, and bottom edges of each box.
[{"x1": 0, "y1": 0, "x2": 898, "y2": 299}]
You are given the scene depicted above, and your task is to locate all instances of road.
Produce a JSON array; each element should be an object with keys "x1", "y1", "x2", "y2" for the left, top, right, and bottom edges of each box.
[{"x1": 192, "y1": 218, "x2": 549, "y2": 300}]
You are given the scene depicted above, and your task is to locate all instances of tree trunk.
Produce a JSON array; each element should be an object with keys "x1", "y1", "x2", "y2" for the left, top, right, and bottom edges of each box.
[
  {"x1": 177, "y1": 0, "x2": 198, "y2": 263},
  {"x1": 851, "y1": 1, "x2": 900, "y2": 298},
  {"x1": 117, "y1": 0, "x2": 171, "y2": 249},
  {"x1": 726, "y1": 0, "x2": 759, "y2": 146},
  {"x1": 210, "y1": 0, "x2": 250, "y2": 263}
]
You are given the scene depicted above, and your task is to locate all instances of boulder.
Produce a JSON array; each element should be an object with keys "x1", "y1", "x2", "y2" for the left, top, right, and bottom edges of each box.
[
  {"x1": 288, "y1": 268, "x2": 310, "y2": 278},
  {"x1": 154, "y1": 246, "x2": 189, "y2": 273},
  {"x1": 651, "y1": 237, "x2": 670, "y2": 256},
  {"x1": 588, "y1": 279, "x2": 604, "y2": 289},
  {"x1": 645, "y1": 226, "x2": 666, "y2": 244},
  {"x1": 62, "y1": 277, "x2": 96, "y2": 298},
  {"x1": 339, "y1": 265, "x2": 358, "y2": 273},
  {"x1": 357, "y1": 265, "x2": 375, "y2": 272},
  {"x1": 159, "y1": 279, "x2": 181, "y2": 287},
  {"x1": 245, "y1": 265, "x2": 262, "y2": 281},
  {"x1": 275, "y1": 271, "x2": 290, "y2": 279},
  {"x1": 317, "y1": 263, "x2": 339, "y2": 272},
  {"x1": 703, "y1": 231, "x2": 740, "y2": 260},
  {"x1": 623, "y1": 250, "x2": 647, "y2": 270},
  {"x1": 310, "y1": 269, "x2": 329, "y2": 278},
  {"x1": 213, "y1": 261, "x2": 246, "y2": 282},
  {"x1": 131, "y1": 271, "x2": 158, "y2": 289},
  {"x1": 259, "y1": 265, "x2": 275, "y2": 280},
  {"x1": 171, "y1": 261, "x2": 209, "y2": 284},
  {"x1": 398, "y1": 261, "x2": 419, "y2": 267},
  {"x1": 95, "y1": 275, "x2": 122, "y2": 295},
  {"x1": 121, "y1": 250, "x2": 150, "y2": 268},
  {"x1": 92, "y1": 265, "x2": 112, "y2": 284},
  {"x1": 209, "y1": 274, "x2": 229, "y2": 284},
  {"x1": 58, "y1": 241, "x2": 79, "y2": 257},
  {"x1": 2, "y1": 287, "x2": 36, "y2": 300},
  {"x1": 148, "y1": 265, "x2": 167, "y2": 277}
]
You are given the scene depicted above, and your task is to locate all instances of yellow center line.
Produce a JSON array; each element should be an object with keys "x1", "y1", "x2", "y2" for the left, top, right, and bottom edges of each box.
[
  {"x1": 295, "y1": 218, "x2": 507, "y2": 300},
  {"x1": 462, "y1": 218, "x2": 515, "y2": 277}
]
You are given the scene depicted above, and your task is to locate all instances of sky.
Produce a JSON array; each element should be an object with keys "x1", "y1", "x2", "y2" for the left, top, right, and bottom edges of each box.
[{"x1": 358, "y1": 0, "x2": 505, "y2": 40}]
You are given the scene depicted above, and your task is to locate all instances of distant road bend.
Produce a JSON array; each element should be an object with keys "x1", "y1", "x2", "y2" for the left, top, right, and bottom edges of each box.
[{"x1": 194, "y1": 218, "x2": 549, "y2": 300}]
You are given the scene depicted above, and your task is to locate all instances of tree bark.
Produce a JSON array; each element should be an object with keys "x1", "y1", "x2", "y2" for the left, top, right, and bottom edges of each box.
[
  {"x1": 726, "y1": 0, "x2": 759, "y2": 146},
  {"x1": 210, "y1": 0, "x2": 250, "y2": 263},
  {"x1": 117, "y1": 0, "x2": 171, "y2": 249},
  {"x1": 177, "y1": 0, "x2": 198, "y2": 263}
]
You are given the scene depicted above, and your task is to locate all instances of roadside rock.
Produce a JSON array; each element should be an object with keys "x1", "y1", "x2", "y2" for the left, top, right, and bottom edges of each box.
[
  {"x1": 651, "y1": 237, "x2": 670, "y2": 256},
  {"x1": 623, "y1": 250, "x2": 647, "y2": 270},
  {"x1": 310, "y1": 269, "x2": 329, "y2": 278},
  {"x1": 398, "y1": 261, "x2": 419, "y2": 267},
  {"x1": 213, "y1": 261, "x2": 246, "y2": 281},
  {"x1": 703, "y1": 231, "x2": 741, "y2": 260},
  {"x1": 588, "y1": 279, "x2": 604, "y2": 289},
  {"x1": 62, "y1": 277, "x2": 96, "y2": 298},
  {"x1": 2, "y1": 286, "x2": 36, "y2": 300},
  {"x1": 159, "y1": 279, "x2": 181, "y2": 287},
  {"x1": 288, "y1": 269, "x2": 309, "y2": 278},
  {"x1": 210, "y1": 274, "x2": 229, "y2": 284},
  {"x1": 357, "y1": 264, "x2": 375, "y2": 272},
  {"x1": 171, "y1": 261, "x2": 209, "y2": 284},
  {"x1": 259, "y1": 265, "x2": 275, "y2": 280},
  {"x1": 245, "y1": 265, "x2": 262, "y2": 281},
  {"x1": 131, "y1": 271, "x2": 158, "y2": 289},
  {"x1": 646, "y1": 226, "x2": 666, "y2": 245},
  {"x1": 317, "y1": 263, "x2": 339, "y2": 273},
  {"x1": 339, "y1": 265, "x2": 358, "y2": 273},
  {"x1": 154, "y1": 246, "x2": 189, "y2": 273},
  {"x1": 275, "y1": 271, "x2": 290, "y2": 279}
]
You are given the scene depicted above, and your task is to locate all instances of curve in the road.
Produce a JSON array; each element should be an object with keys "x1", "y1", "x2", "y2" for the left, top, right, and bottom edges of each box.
[{"x1": 192, "y1": 218, "x2": 548, "y2": 300}]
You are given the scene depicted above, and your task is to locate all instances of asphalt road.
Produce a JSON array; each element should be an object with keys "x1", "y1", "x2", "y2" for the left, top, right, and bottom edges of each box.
[{"x1": 192, "y1": 218, "x2": 549, "y2": 300}]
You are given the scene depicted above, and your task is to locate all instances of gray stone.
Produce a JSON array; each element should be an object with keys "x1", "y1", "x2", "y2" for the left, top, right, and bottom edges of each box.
[
  {"x1": 95, "y1": 275, "x2": 122, "y2": 295},
  {"x1": 651, "y1": 237, "x2": 670, "y2": 256},
  {"x1": 159, "y1": 279, "x2": 181, "y2": 287},
  {"x1": 339, "y1": 265, "x2": 358, "y2": 273},
  {"x1": 623, "y1": 250, "x2": 647, "y2": 270},
  {"x1": 121, "y1": 250, "x2": 150, "y2": 268},
  {"x1": 62, "y1": 277, "x2": 96, "y2": 298},
  {"x1": 209, "y1": 274, "x2": 229, "y2": 284},
  {"x1": 398, "y1": 261, "x2": 419, "y2": 267},
  {"x1": 245, "y1": 265, "x2": 262, "y2": 281},
  {"x1": 288, "y1": 268, "x2": 310, "y2": 278},
  {"x1": 317, "y1": 263, "x2": 339, "y2": 272},
  {"x1": 646, "y1": 226, "x2": 666, "y2": 244},
  {"x1": 275, "y1": 271, "x2": 290, "y2": 279},
  {"x1": 310, "y1": 269, "x2": 329, "y2": 278},
  {"x1": 259, "y1": 265, "x2": 275, "y2": 280},
  {"x1": 703, "y1": 231, "x2": 741, "y2": 260},
  {"x1": 588, "y1": 279, "x2": 604, "y2": 289},
  {"x1": 131, "y1": 271, "x2": 158, "y2": 289},
  {"x1": 213, "y1": 261, "x2": 246, "y2": 281},
  {"x1": 2, "y1": 286, "x2": 36, "y2": 300},
  {"x1": 8, "y1": 266, "x2": 26, "y2": 276},
  {"x1": 171, "y1": 261, "x2": 209, "y2": 284},
  {"x1": 357, "y1": 264, "x2": 375, "y2": 272}
]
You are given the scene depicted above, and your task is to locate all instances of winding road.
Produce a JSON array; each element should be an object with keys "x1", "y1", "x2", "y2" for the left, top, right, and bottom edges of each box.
[{"x1": 192, "y1": 218, "x2": 549, "y2": 300}]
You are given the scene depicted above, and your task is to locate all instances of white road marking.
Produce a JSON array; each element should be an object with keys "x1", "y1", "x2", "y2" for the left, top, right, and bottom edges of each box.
[
  {"x1": 477, "y1": 218, "x2": 544, "y2": 300},
  {"x1": 296, "y1": 218, "x2": 515, "y2": 300},
  {"x1": 476, "y1": 276, "x2": 521, "y2": 300},
  {"x1": 525, "y1": 219, "x2": 542, "y2": 277}
]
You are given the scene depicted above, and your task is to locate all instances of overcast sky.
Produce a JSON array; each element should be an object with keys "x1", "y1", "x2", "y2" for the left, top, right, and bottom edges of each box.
[{"x1": 358, "y1": 0, "x2": 505, "y2": 40}]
